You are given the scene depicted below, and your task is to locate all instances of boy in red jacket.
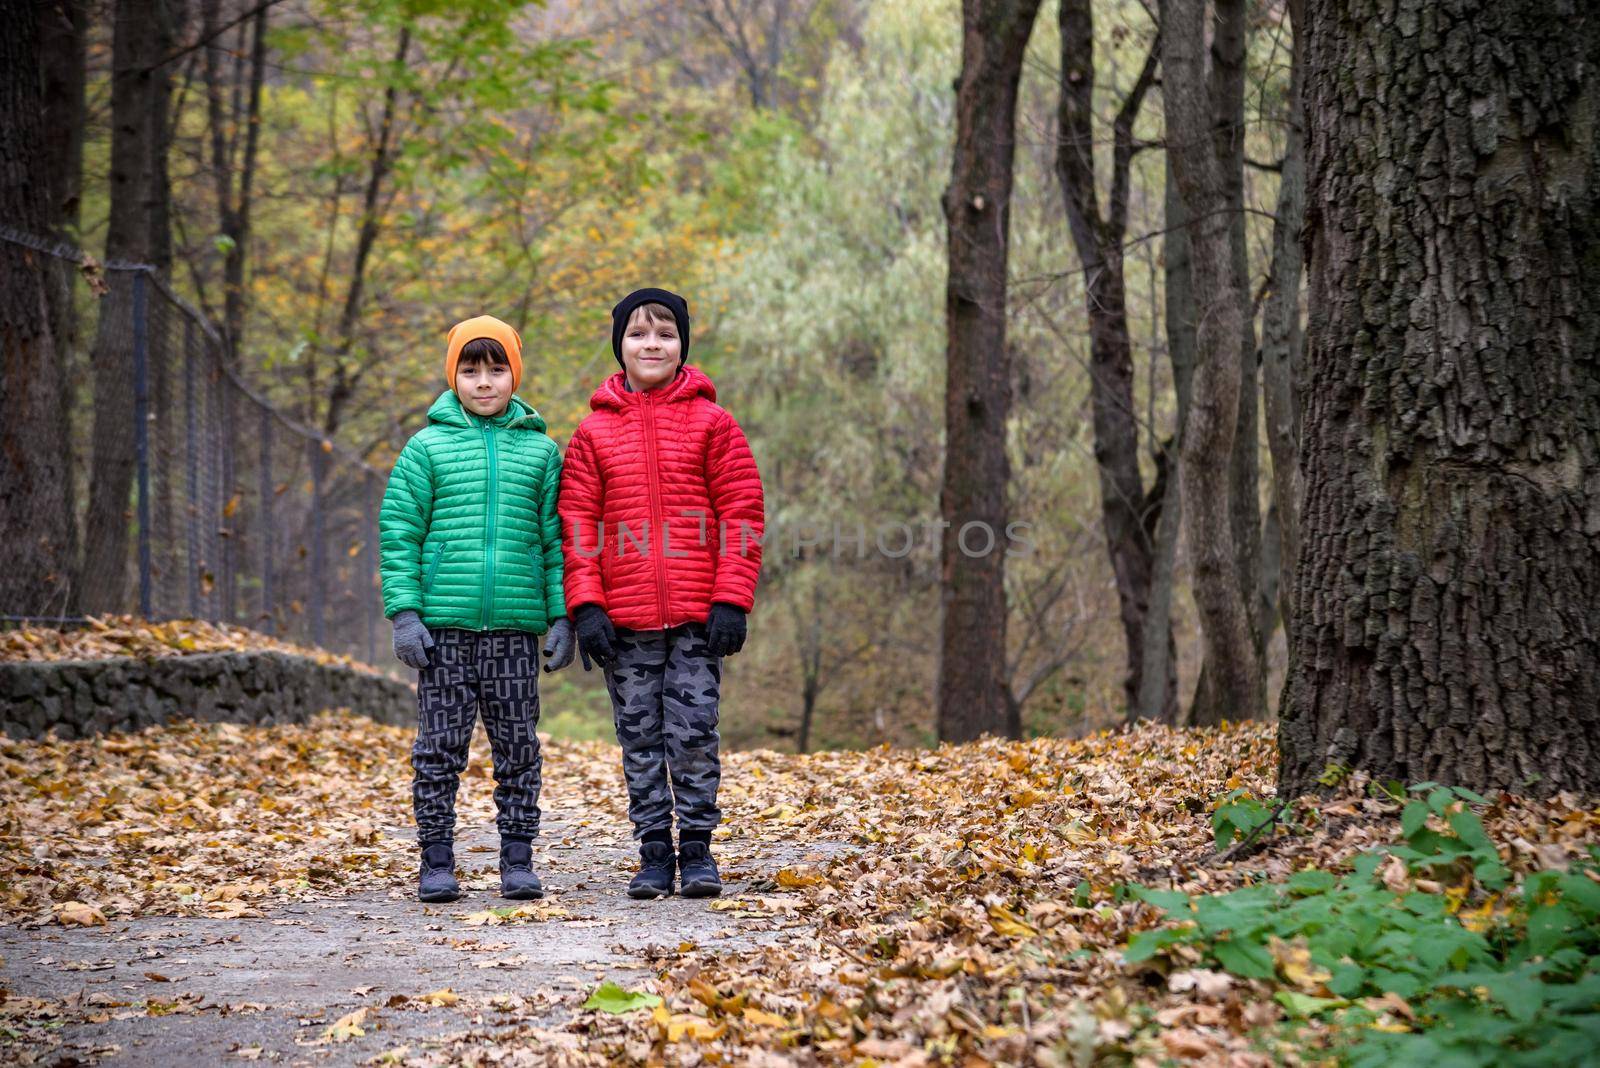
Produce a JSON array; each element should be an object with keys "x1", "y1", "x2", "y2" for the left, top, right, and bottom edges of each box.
[{"x1": 559, "y1": 287, "x2": 764, "y2": 899}]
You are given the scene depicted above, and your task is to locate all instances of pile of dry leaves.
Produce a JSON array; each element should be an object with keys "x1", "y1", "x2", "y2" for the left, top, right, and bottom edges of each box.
[
  {"x1": 0, "y1": 615, "x2": 379, "y2": 675},
  {"x1": 3, "y1": 713, "x2": 1596, "y2": 1065}
]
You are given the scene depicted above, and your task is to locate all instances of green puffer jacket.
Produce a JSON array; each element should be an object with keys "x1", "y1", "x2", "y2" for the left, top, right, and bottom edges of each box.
[{"x1": 379, "y1": 390, "x2": 565, "y2": 634}]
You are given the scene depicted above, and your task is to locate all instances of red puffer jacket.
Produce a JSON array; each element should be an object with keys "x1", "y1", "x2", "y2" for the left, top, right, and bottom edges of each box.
[{"x1": 559, "y1": 365, "x2": 765, "y2": 630}]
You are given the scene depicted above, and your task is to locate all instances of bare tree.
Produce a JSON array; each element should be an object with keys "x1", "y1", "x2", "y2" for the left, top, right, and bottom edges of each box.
[
  {"x1": 687, "y1": 0, "x2": 799, "y2": 110},
  {"x1": 1055, "y1": 0, "x2": 1174, "y2": 720},
  {"x1": 321, "y1": 26, "x2": 411, "y2": 438},
  {"x1": 936, "y1": 0, "x2": 1042, "y2": 743},
  {"x1": 201, "y1": 0, "x2": 269, "y2": 361}
]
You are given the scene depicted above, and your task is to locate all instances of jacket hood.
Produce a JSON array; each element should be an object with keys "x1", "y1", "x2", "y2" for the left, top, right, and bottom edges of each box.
[
  {"x1": 589, "y1": 364, "x2": 717, "y2": 412},
  {"x1": 427, "y1": 389, "x2": 546, "y2": 432}
]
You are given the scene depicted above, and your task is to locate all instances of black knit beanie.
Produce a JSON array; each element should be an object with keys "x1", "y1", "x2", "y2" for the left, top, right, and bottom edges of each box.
[{"x1": 610, "y1": 287, "x2": 691, "y2": 369}]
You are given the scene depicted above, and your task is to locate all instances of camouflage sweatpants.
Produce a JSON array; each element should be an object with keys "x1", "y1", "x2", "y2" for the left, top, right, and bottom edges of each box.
[
  {"x1": 413, "y1": 628, "x2": 542, "y2": 845},
  {"x1": 603, "y1": 621, "x2": 722, "y2": 838}
]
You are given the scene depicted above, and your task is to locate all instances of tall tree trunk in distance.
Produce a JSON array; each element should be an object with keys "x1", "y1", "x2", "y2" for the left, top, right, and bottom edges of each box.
[
  {"x1": 936, "y1": 0, "x2": 1041, "y2": 743},
  {"x1": 1260, "y1": 0, "x2": 1305, "y2": 632},
  {"x1": 1056, "y1": 0, "x2": 1174, "y2": 719},
  {"x1": 323, "y1": 26, "x2": 410, "y2": 438},
  {"x1": 39, "y1": 0, "x2": 88, "y2": 613},
  {"x1": 148, "y1": 0, "x2": 183, "y2": 276},
  {"x1": 1281, "y1": 0, "x2": 1600, "y2": 798},
  {"x1": 0, "y1": 0, "x2": 78, "y2": 616},
  {"x1": 1135, "y1": 157, "x2": 1197, "y2": 723},
  {"x1": 203, "y1": 0, "x2": 268, "y2": 360},
  {"x1": 1161, "y1": 0, "x2": 1264, "y2": 724},
  {"x1": 83, "y1": 0, "x2": 161, "y2": 614},
  {"x1": 1189, "y1": 0, "x2": 1266, "y2": 725}
]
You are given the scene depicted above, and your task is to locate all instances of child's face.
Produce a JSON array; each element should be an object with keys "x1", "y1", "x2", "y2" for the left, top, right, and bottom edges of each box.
[
  {"x1": 620, "y1": 307, "x2": 682, "y2": 391},
  {"x1": 455, "y1": 360, "x2": 514, "y2": 417}
]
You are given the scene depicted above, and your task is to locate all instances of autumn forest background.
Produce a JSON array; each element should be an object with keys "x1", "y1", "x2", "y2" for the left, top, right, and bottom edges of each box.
[
  {"x1": 4, "y1": 0, "x2": 1600, "y2": 1063},
  {"x1": 4, "y1": 0, "x2": 1306, "y2": 752}
]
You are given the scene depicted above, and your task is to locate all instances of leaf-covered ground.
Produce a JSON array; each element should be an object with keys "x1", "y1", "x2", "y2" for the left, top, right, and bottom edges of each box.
[
  {"x1": 2, "y1": 713, "x2": 1596, "y2": 1065},
  {"x1": 0, "y1": 615, "x2": 382, "y2": 675}
]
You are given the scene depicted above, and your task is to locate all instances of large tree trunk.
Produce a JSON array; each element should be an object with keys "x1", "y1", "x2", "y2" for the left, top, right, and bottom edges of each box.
[
  {"x1": 1162, "y1": 0, "x2": 1265, "y2": 724},
  {"x1": 37, "y1": 0, "x2": 88, "y2": 612},
  {"x1": 1056, "y1": 0, "x2": 1172, "y2": 718},
  {"x1": 82, "y1": 0, "x2": 163, "y2": 614},
  {"x1": 1280, "y1": 0, "x2": 1600, "y2": 798},
  {"x1": 1260, "y1": 0, "x2": 1305, "y2": 631},
  {"x1": 936, "y1": 0, "x2": 1041, "y2": 743},
  {"x1": 0, "y1": 0, "x2": 78, "y2": 616}
]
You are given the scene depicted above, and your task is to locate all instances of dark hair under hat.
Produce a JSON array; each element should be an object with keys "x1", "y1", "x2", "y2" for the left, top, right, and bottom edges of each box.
[{"x1": 610, "y1": 287, "x2": 691, "y2": 368}]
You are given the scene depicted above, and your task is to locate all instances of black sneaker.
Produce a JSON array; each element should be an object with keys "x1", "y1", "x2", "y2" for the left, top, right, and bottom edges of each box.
[
  {"x1": 677, "y1": 840, "x2": 721, "y2": 898},
  {"x1": 628, "y1": 841, "x2": 676, "y2": 899},
  {"x1": 500, "y1": 841, "x2": 544, "y2": 900},
  {"x1": 418, "y1": 842, "x2": 460, "y2": 903}
]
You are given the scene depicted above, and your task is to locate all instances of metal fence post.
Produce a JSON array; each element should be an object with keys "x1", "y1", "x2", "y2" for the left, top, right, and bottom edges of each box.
[
  {"x1": 311, "y1": 442, "x2": 327, "y2": 649},
  {"x1": 259, "y1": 407, "x2": 274, "y2": 632},
  {"x1": 365, "y1": 472, "x2": 378, "y2": 665},
  {"x1": 220, "y1": 380, "x2": 236, "y2": 622},
  {"x1": 184, "y1": 324, "x2": 199, "y2": 617},
  {"x1": 132, "y1": 271, "x2": 152, "y2": 618}
]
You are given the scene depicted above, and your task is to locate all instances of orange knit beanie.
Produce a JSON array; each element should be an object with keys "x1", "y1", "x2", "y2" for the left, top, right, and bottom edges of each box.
[{"x1": 445, "y1": 315, "x2": 523, "y2": 392}]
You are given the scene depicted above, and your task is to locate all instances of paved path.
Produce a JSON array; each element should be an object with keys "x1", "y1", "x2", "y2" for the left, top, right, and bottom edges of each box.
[{"x1": 3, "y1": 816, "x2": 841, "y2": 1065}]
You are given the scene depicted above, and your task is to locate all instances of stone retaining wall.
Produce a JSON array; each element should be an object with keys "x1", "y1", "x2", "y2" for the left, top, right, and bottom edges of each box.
[{"x1": 0, "y1": 652, "x2": 416, "y2": 740}]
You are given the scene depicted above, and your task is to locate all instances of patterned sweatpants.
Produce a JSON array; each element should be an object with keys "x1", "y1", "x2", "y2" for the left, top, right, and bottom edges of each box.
[
  {"x1": 413, "y1": 627, "x2": 542, "y2": 845},
  {"x1": 603, "y1": 621, "x2": 722, "y2": 839}
]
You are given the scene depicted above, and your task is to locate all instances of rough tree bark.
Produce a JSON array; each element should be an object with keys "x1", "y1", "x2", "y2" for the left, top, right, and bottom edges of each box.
[
  {"x1": 1162, "y1": 0, "x2": 1265, "y2": 724},
  {"x1": 1056, "y1": 0, "x2": 1176, "y2": 720},
  {"x1": 1280, "y1": 0, "x2": 1600, "y2": 797},
  {"x1": 1, "y1": 0, "x2": 77, "y2": 616},
  {"x1": 37, "y1": 0, "x2": 88, "y2": 612},
  {"x1": 936, "y1": 0, "x2": 1041, "y2": 743}
]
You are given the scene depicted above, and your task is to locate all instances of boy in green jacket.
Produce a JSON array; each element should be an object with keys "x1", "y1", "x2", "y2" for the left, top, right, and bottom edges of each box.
[{"x1": 379, "y1": 314, "x2": 574, "y2": 903}]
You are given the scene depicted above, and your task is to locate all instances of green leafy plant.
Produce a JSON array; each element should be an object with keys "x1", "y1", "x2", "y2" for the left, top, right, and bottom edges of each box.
[
  {"x1": 1390, "y1": 785, "x2": 1510, "y2": 890},
  {"x1": 1211, "y1": 788, "x2": 1277, "y2": 850},
  {"x1": 1126, "y1": 787, "x2": 1600, "y2": 1067}
]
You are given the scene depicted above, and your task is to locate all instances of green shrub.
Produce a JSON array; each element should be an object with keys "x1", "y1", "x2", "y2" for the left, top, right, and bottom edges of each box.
[{"x1": 1126, "y1": 786, "x2": 1600, "y2": 1067}]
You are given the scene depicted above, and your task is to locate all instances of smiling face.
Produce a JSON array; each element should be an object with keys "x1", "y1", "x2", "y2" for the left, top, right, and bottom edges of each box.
[
  {"x1": 454, "y1": 339, "x2": 515, "y2": 417},
  {"x1": 620, "y1": 303, "x2": 682, "y2": 392}
]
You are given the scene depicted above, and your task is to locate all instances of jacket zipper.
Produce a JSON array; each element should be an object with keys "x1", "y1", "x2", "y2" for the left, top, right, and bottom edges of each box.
[
  {"x1": 481, "y1": 420, "x2": 498, "y2": 630},
  {"x1": 423, "y1": 541, "x2": 445, "y2": 593},
  {"x1": 641, "y1": 392, "x2": 671, "y2": 628}
]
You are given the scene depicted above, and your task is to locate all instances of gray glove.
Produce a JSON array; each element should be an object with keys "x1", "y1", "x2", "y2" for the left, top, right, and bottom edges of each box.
[
  {"x1": 542, "y1": 616, "x2": 575, "y2": 672},
  {"x1": 392, "y1": 610, "x2": 435, "y2": 670}
]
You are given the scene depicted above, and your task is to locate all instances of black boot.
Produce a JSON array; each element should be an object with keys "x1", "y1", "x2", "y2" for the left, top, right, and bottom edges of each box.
[
  {"x1": 628, "y1": 840, "x2": 676, "y2": 900},
  {"x1": 677, "y1": 839, "x2": 721, "y2": 898},
  {"x1": 418, "y1": 842, "x2": 460, "y2": 903},
  {"x1": 500, "y1": 840, "x2": 544, "y2": 900}
]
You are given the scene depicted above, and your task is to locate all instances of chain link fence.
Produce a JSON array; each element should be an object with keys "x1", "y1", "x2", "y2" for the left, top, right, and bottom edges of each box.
[{"x1": 5, "y1": 227, "x2": 388, "y2": 668}]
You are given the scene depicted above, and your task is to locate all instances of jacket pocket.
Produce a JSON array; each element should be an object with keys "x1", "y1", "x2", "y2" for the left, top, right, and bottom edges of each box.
[{"x1": 422, "y1": 541, "x2": 446, "y2": 593}]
